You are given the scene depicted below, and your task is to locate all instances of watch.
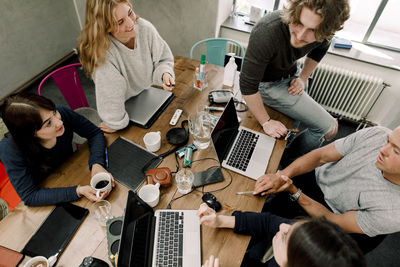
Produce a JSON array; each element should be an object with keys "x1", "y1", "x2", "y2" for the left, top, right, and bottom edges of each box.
[{"x1": 289, "y1": 188, "x2": 302, "y2": 201}]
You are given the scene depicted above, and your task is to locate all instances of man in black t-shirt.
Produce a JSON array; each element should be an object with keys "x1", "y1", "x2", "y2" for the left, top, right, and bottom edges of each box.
[{"x1": 240, "y1": 0, "x2": 350, "y2": 165}]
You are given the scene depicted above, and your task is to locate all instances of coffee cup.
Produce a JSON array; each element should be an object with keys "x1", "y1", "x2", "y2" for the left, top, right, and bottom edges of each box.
[
  {"x1": 143, "y1": 131, "x2": 161, "y2": 152},
  {"x1": 138, "y1": 182, "x2": 160, "y2": 207},
  {"x1": 90, "y1": 172, "x2": 112, "y2": 199},
  {"x1": 23, "y1": 256, "x2": 49, "y2": 267}
]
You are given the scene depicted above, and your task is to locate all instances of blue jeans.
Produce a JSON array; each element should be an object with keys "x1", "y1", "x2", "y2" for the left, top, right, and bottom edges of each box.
[{"x1": 259, "y1": 75, "x2": 336, "y2": 165}]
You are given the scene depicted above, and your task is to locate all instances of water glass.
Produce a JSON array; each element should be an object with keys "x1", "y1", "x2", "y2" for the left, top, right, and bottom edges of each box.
[
  {"x1": 188, "y1": 108, "x2": 212, "y2": 149},
  {"x1": 175, "y1": 169, "x2": 194, "y2": 194},
  {"x1": 92, "y1": 200, "x2": 113, "y2": 227}
]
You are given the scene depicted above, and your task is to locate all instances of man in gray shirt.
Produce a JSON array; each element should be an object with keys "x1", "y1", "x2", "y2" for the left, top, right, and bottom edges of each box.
[
  {"x1": 240, "y1": 0, "x2": 350, "y2": 160},
  {"x1": 254, "y1": 126, "x2": 400, "y2": 252}
]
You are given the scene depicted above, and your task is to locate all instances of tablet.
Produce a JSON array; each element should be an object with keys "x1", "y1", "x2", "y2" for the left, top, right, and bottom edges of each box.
[
  {"x1": 22, "y1": 203, "x2": 88, "y2": 258},
  {"x1": 193, "y1": 168, "x2": 225, "y2": 188}
]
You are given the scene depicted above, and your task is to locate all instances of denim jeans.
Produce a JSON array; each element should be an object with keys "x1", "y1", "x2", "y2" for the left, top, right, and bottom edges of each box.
[{"x1": 258, "y1": 74, "x2": 336, "y2": 165}]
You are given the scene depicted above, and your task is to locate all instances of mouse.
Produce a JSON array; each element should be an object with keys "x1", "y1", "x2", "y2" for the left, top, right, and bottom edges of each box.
[
  {"x1": 202, "y1": 192, "x2": 222, "y2": 212},
  {"x1": 79, "y1": 256, "x2": 109, "y2": 267}
]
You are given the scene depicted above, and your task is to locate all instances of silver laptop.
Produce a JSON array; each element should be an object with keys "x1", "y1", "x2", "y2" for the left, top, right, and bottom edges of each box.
[
  {"x1": 211, "y1": 98, "x2": 276, "y2": 180},
  {"x1": 125, "y1": 86, "x2": 174, "y2": 129},
  {"x1": 117, "y1": 191, "x2": 201, "y2": 267}
]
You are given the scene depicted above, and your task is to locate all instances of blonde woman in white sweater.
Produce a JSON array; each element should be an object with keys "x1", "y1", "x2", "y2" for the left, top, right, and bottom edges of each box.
[{"x1": 79, "y1": 0, "x2": 175, "y2": 133}]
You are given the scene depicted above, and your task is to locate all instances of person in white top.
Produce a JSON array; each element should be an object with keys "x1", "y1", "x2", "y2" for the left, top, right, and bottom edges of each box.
[{"x1": 78, "y1": 0, "x2": 175, "y2": 133}]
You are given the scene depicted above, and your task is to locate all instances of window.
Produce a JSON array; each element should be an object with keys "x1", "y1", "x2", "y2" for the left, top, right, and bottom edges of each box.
[{"x1": 233, "y1": 0, "x2": 400, "y2": 51}]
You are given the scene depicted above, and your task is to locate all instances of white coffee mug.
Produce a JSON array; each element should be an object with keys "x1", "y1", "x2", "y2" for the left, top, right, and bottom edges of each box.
[
  {"x1": 23, "y1": 256, "x2": 49, "y2": 267},
  {"x1": 90, "y1": 172, "x2": 112, "y2": 199},
  {"x1": 143, "y1": 131, "x2": 161, "y2": 152},
  {"x1": 138, "y1": 182, "x2": 160, "y2": 207}
]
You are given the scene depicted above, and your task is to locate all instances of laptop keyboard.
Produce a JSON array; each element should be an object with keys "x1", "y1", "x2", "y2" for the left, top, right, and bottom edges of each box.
[
  {"x1": 226, "y1": 129, "x2": 259, "y2": 172},
  {"x1": 155, "y1": 211, "x2": 184, "y2": 267}
]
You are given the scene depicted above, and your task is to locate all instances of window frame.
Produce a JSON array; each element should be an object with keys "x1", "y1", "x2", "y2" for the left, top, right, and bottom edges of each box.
[{"x1": 232, "y1": 0, "x2": 399, "y2": 52}]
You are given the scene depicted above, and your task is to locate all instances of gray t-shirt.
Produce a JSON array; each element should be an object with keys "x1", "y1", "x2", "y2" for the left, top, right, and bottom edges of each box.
[{"x1": 316, "y1": 126, "x2": 400, "y2": 236}]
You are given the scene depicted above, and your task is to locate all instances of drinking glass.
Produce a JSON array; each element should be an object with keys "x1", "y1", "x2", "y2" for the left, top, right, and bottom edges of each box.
[{"x1": 188, "y1": 106, "x2": 212, "y2": 149}]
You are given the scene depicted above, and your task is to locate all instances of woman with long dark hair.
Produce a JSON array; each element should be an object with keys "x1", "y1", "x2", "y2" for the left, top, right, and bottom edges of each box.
[
  {"x1": 0, "y1": 93, "x2": 114, "y2": 206},
  {"x1": 198, "y1": 203, "x2": 365, "y2": 267}
]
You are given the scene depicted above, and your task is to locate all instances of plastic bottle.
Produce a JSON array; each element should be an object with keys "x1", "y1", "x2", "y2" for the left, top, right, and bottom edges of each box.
[
  {"x1": 199, "y1": 54, "x2": 206, "y2": 80},
  {"x1": 223, "y1": 56, "x2": 237, "y2": 87},
  {"x1": 194, "y1": 67, "x2": 201, "y2": 88}
]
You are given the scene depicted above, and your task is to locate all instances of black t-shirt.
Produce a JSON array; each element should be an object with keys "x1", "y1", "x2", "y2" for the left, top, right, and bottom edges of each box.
[{"x1": 240, "y1": 10, "x2": 330, "y2": 95}]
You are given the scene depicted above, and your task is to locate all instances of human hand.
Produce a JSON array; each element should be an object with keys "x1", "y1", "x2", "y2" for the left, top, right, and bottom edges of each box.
[
  {"x1": 76, "y1": 185, "x2": 105, "y2": 202},
  {"x1": 91, "y1": 164, "x2": 116, "y2": 188},
  {"x1": 288, "y1": 77, "x2": 305, "y2": 95},
  {"x1": 162, "y1": 73, "x2": 175, "y2": 91},
  {"x1": 254, "y1": 173, "x2": 293, "y2": 196},
  {"x1": 262, "y1": 120, "x2": 287, "y2": 138},
  {"x1": 197, "y1": 203, "x2": 234, "y2": 228},
  {"x1": 98, "y1": 122, "x2": 116, "y2": 133},
  {"x1": 202, "y1": 255, "x2": 220, "y2": 267}
]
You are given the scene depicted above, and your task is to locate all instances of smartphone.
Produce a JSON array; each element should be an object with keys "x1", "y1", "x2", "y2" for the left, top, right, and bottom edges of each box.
[
  {"x1": 193, "y1": 168, "x2": 224, "y2": 187},
  {"x1": 22, "y1": 203, "x2": 88, "y2": 258}
]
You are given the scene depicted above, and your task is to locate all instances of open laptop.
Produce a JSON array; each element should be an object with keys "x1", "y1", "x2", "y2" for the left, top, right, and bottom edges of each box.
[
  {"x1": 211, "y1": 98, "x2": 276, "y2": 180},
  {"x1": 117, "y1": 191, "x2": 201, "y2": 267},
  {"x1": 125, "y1": 86, "x2": 174, "y2": 129}
]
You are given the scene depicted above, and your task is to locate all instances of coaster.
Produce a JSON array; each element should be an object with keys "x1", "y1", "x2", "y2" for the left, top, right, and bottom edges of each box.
[{"x1": 106, "y1": 216, "x2": 123, "y2": 266}]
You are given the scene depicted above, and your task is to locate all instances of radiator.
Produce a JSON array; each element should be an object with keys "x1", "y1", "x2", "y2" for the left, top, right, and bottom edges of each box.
[
  {"x1": 298, "y1": 60, "x2": 386, "y2": 124},
  {"x1": 227, "y1": 43, "x2": 244, "y2": 57}
]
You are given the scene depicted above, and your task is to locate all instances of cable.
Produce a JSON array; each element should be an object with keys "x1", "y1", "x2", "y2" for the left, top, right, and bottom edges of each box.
[{"x1": 166, "y1": 157, "x2": 234, "y2": 209}]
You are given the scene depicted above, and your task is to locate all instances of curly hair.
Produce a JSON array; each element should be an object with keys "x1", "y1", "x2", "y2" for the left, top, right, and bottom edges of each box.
[
  {"x1": 281, "y1": 0, "x2": 350, "y2": 41},
  {"x1": 287, "y1": 218, "x2": 366, "y2": 267},
  {"x1": 78, "y1": 0, "x2": 135, "y2": 76}
]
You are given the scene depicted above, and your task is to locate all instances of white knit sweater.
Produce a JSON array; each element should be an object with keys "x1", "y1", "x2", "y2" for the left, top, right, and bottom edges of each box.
[{"x1": 93, "y1": 18, "x2": 174, "y2": 130}]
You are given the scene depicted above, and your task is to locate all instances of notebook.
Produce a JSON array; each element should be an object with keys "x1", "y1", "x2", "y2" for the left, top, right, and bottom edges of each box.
[
  {"x1": 107, "y1": 136, "x2": 162, "y2": 191},
  {"x1": 117, "y1": 191, "x2": 201, "y2": 267},
  {"x1": 211, "y1": 98, "x2": 276, "y2": 180},
  {"x1": 125, "y1": 86, "x2": 174, "y2": 128}
]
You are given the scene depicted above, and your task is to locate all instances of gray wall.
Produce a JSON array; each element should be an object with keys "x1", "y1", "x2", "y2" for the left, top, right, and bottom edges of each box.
[
  {"x1": 132, "y1": 0, "x2": 219, "y2": 57},
  {"x1": 0, "y1": 0, "x2": 81, "y2": 98}
]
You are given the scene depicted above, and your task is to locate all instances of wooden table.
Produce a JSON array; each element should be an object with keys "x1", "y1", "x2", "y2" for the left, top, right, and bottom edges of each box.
[{"x1": 0, "y1": 56, "x2": 293, "y2": 267}]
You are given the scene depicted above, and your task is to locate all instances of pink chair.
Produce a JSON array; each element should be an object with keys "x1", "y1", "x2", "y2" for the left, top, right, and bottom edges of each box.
[{"x1": 38, "y1": 63, "x2": 89, "y2": 110}]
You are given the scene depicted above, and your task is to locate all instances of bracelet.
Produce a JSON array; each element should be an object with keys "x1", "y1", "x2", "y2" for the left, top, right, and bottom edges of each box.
[
  {"x1": 262, "y1": 118, "x2": 271, "y2": 128},
  {"x1": 289, "y1": 188, "x2": 302, "y2": 202}
]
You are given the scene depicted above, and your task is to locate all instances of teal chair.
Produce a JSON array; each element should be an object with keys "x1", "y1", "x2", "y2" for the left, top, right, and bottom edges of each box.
[{"x1": 189, "y1": 38, "x2": 245, "y2": 70}]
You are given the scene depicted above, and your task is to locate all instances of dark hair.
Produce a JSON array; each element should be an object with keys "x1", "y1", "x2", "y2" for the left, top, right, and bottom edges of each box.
[
  {"x1": 287, "y1": 218, "x2": 366, "y2": 267},
  {"x1": 281, "y1": 0, "x2": 350, "y2": 41},
  {"x1": 0, "y1": 93, "x2": 56, "y2": 171}
]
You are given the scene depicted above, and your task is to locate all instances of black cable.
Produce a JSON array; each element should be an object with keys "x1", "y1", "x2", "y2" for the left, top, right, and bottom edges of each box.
[{"x1": 166, "y1": 157, "x2": 234, "y2": 209}]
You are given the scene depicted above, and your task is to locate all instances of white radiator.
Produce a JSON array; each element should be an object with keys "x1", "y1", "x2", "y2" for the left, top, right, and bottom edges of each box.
[
  {"x1": 227, "y1": 43, "x2": 244, "y2": 57},
  {"x1": 298, "y1": 60, "x2": 385, "y2": 123}
]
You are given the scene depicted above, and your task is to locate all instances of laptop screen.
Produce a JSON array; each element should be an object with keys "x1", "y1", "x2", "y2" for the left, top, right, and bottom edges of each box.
[
  {"x1": 118, "y1": 191, "x2": 154, "y2": 267},
  {"x1": 211, "y1": 98, "x2": 240, "y2": 163}
]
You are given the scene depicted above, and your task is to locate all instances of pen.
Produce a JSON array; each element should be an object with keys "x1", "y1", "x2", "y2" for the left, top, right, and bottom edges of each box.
[
  {"x1": 205, "y1": 106, "x2": 224, "y2": 111},
  {"x1": 105, "y1": 147, "x2": 109, "y2": 168},
  {"x1": 236, "y1": 191, "x2": 254, "y2": 195}
]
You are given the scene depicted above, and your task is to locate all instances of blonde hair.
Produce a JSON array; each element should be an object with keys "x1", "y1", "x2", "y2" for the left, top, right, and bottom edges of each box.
[
  {"x1": 281, "y1": 0, "x2": 350, "y2": 42},
  {"x1": 78, "y1": 0, "x2": 132, "y2": 76}
]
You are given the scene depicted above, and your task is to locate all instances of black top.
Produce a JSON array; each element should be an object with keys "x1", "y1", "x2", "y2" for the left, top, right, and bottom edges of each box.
[
  {"x1": 0, "y1": 106, "x2": 106, "y2": 206},
  {"x1": 240, "y1": 10, "x2": 330, "y2": 95}
]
